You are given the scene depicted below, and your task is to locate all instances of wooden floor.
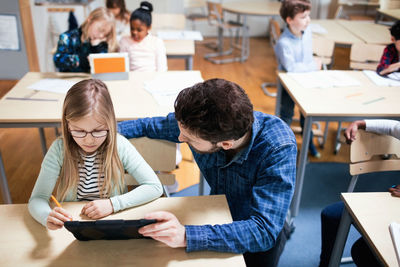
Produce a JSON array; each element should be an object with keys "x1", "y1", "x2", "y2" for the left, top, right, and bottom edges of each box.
[{"x1": 0, "y1": 37, "x2": 352, "y2": 204}]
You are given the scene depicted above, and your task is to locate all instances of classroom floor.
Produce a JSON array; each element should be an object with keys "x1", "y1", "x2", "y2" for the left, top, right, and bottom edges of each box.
[{"x1": 0, "y1": 36, "x2": 353, "y2": 204}]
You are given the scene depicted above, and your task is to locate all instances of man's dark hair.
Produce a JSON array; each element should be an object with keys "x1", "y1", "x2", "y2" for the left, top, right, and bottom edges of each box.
[
  {"x1": 280, "y1": 0, "x2": 311, "y2": 21},
  {"x1": 390, "y1": 20, "x2": 400, "y2": 40},
  {"x1": 174, "y1": 78, "x2": 254, "y2": 143}
]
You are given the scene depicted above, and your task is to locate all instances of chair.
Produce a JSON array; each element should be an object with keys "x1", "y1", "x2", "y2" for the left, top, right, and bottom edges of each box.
[
  {"x1": 335, "y1": 129, "x2": 400, "y2": 264},
  {"x1": 347, "y1": 129, "x2": 400, "y2": 192},
  {"x1": 184, "y1": 0, "x2": 208, "y2": 30},
  {"x1": 333, "y1": 43, "x2": 385, "y2": 154},
  {"x1": 312, "y1": 36, "x2": 335, "y2": 70},
  {"x1": 349, "y1": 42, "x2": 385, "y2": 70},
  {"x1": 203, "y1": 1, "x2": 249, "y2": 64},
  {"x1": 124, "y1": 137, "x2": 176, "y2": 197}
]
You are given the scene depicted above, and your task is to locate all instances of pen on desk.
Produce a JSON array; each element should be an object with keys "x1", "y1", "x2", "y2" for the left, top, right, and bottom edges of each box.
[
  {"x1": 363, "y1": 97, "x2": 385, "y2": 105},
  {"x1": 345, "y1": 92, "x2": 363, "y2": 98},
  {"x1": 6, "y1": 97, "x2": 58, "y2": 102}
]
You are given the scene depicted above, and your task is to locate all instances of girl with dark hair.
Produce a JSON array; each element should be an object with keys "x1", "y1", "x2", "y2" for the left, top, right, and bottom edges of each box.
[{"x1": 119, "y1": 1, "x2": 167, "y2": 71}]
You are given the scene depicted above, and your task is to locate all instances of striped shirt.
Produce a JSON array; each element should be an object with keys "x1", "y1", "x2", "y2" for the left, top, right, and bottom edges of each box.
[
  {"x1": 77, "y1": 152, "x2": 105, "y2": 201},
  {"x1": 118, "y1": 111, "x2": 297, "y2": 254}
]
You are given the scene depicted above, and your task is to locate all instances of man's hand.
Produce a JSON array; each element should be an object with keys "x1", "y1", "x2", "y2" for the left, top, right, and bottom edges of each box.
[
  {"x1": 46, "y1": 207, "x2": 73, "y2": 230},
  {"x1": 344, "y1": 120, "x2": 366, "y2": 144},
  {"x1": 80, "y1": 199, "x2": 113, "y2": 219},
  {"x1": 138, "y1": 211, "x2": 187, "y2": 248}
]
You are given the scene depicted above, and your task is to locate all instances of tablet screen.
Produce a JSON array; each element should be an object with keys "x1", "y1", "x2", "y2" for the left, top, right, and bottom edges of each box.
[{"x1": 64, "y1": 219, "x2": 156, "y2": 241}]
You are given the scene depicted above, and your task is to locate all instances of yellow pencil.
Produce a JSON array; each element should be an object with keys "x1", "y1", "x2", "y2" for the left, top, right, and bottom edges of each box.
[
  {"x1": 51, "y1": 195, "x2": 72, "y2": 221},
  {"x1": 50, "y1": 195, "x2": 62, "y2": 208}
]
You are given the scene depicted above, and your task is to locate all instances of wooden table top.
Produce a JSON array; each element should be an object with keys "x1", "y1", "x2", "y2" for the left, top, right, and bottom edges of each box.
[
  {"x1": 0, "y1": 195, "x2": 246, "y2": 266},
  {"x1": 342, "y1": 192, "x2": 400, "y2": 267},
  {"x1": 278, "y1": 70, "x2": 400, "y2": 117},
  {"x1": 0, "y1": 71, "x2": 203, "y2": 123}
]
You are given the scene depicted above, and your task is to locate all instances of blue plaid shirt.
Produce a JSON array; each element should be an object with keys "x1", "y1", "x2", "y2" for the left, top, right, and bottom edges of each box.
[{"x1": 118, "y1": 111, "x2": 296, "y2": 253}]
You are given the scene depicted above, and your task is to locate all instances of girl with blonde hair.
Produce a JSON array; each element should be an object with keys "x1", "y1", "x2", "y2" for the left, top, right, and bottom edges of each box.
[
  {"x1": 29, "y1": 79, "x2": 163, "y2": 230},
  {"x1": 54, "y1": 7, "x2": 118, "y2": 72}
]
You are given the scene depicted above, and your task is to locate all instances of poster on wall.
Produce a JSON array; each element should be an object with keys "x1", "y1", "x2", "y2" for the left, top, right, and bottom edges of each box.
[{"x1": 0, "y1": 14, "x2": 20, "y2": 51}]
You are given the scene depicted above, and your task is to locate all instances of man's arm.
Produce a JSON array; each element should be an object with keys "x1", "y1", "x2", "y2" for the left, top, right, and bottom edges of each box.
[
  {"x1": 139, "y1": 143, "x2": 296, "y2": 254},
  {"x1": 118, "y1": 113, "x2": 180, "y2": 142}
]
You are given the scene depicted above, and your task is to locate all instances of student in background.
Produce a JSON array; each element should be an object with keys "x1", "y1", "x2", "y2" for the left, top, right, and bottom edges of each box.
[
  {"x1": 106, "y1": 0, "x2": 130, "y2": 41},
  {"x1": 118, "y1": 78, "x2": 296, "y2": 267},
  {"x1": 54, "y1": 7, "x2": 117, "y2": 73},
  {"x1": 119, "y1": 1, "x2": 167, "y2": 71},
  {"x1": 274, "y1": 0, "x2": 322, "y2": 158},
  {"x1": 28, "y1": 79, "x2": 163, "y2": 230},
  {"x1": 377, "y1": 20, "x2": 400, "y2": 76},
  {"x1": 319, "y1": 119, "x2": 400, "y2": 267}
]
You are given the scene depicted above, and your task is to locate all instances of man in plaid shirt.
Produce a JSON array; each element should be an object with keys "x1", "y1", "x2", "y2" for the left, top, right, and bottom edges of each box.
[{"x1": 118, "y1": 78, "x2": 297, "y2": 267}]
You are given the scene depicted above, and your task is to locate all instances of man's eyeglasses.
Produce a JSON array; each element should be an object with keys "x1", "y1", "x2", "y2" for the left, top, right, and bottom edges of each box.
[{"x1": 69, "y1": 130, "x2": 108, "y2": 138}]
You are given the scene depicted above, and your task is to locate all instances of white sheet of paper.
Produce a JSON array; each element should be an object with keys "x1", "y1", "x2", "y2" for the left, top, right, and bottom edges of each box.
[
  {"x1": 144, "y1": 72, "x2": 203, "y2": 106},
  {"x1": 157, "y1": 30, "x2": 203, "y2": 41},
  {"x1": 0, "y1": 15, "x2": 19, "y2": 50},
  {"x1": 387, "y1": 72, "x2": 400, "y2": 81},
  {"x1": 288, "y1": 71, "x2": 361, "y2": 88},
  {"x1": 28, "y1": 79, "x2": 75, "y2": 94},
  {"x1": 309, "y1": 23, "x2": 328, "y2": 35},
  {"x1": 363, "y1": 70, "x2": 400, "y2": 86}
]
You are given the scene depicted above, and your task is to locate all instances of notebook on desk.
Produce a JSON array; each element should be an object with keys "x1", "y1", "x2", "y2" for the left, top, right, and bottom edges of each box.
[
  {"x1": 89, "y1": 52, "x2": 129, "y2": 81},
  {"x1": 64, "y1": 219, "x2": 156, "y2": 241},
  {"x1": 389, "y1": 222, "x2": 400, "y2": 265}
]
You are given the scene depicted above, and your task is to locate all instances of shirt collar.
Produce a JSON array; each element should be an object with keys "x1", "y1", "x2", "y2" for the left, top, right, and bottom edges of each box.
[{"x1": 218, "y1": 113, "x2": 260, "y2": 166}]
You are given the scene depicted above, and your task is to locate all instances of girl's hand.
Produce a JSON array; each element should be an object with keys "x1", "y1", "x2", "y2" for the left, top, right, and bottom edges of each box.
[
  {"x1": 389, "y1": 185, "x2": 400, "y2": 197},
  {"x1": 90, "y1": 38, "x2": 107, "y2": 46},
  {"x1": 81, "y1": 199, "x2": 114, "y2": 219},
  {"x1": 46, "y1": 207, "x2": 73, "y2": 230}
]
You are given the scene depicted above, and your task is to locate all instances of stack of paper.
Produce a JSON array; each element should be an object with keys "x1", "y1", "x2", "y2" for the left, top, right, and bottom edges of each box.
[
  {"x1": 157, "y1": 30, "x2": 203, "y2": 41},
  {"x1": 28, "y1": 78, "x2": 75, "y2": 94},
  {"x1": 309, "y1": 23, "x2": 328, "y2": 35},
  {"x1": 288, "y1": 71, "x2": 361, "y2": 88},
  {"x1": 363, "y1": 70, "x2": 400, "y2": 86},
  {"x1": 144, "y1": 72, "x2": 203, "y2": 106}
]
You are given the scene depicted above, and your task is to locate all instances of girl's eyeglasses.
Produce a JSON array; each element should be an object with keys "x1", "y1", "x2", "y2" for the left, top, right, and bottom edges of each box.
[{"x1": 69, "y1": 130, "x2": 108, "y2": 138}]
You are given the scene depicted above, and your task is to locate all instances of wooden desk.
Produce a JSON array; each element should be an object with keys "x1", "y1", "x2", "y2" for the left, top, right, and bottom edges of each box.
[
  {"x1": 153, "y1": 13, "x2": 195, "y2": 70},
  {"x1": 164, "y1": 40, "x2": 195, "y2": 70},
  {"x1": 376, "y1": 8, "x2": 400, "y2": 22},
  {"x1": 221, "y1": 1, "x2": 281, "y2": 62},
  {"x1": 337, "y1": 20, "x2": 391, "y2": 45},
  {"x1": 335, "y1": 0, "x2": 379, "y2": 19},
  {"x1": 0, "y1": 195, "x2": 246, "y2": 266},
  {"x1": 277, "y1": 71, "x2": 400, "y2": 217},
  {"x1": 0, "y1": 71, "x2": 203, "y2": 203},
  {"x1": 329, "y1": 193, "x2": 400, "y2": 267},
  {"x1": 312, "y1": 19, "x2": 364, "y2": 46}
]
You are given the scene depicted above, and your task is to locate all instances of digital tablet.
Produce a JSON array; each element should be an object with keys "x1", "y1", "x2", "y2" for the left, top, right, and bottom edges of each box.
[
  {"x1": 64, "y1": 219, "x2": 156, "y2": 241},
  {"x1": 88, "y1": 52, "x2": 129, "y2": 81}
]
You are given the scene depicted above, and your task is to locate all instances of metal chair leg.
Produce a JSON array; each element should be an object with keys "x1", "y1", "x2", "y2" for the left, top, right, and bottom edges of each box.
[{"x1": 261, "y1": 82, "x2": 277, "y2": 97}]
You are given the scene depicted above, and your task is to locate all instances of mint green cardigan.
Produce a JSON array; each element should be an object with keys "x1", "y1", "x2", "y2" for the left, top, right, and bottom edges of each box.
[{"x1": 28, "y1": 134, "x2": 163, "y2": 227}]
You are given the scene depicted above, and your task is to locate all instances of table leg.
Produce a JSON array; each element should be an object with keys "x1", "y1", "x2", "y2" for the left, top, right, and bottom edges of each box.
[
  {"x1": 198, "y1": 172, "x2": 204, "y2": 196},
  {"x1": 275, "y1": 81, "x2": 282, "y2": 117},
  {"x1": 0, "y1": 151, "x2": 12, "y2": 204},
  {"x1": 240, "y1": 15, "x2": 248, "y2": 62},
  {"x1": 328, "y1": 208, "x2": 352, "y2": 267},
  {"x1": 290, "y1": 116, "x2": 312, "y2": 217},
  {"x1": 186, "y1": 56, "x2": 193, "y2": 70},
  {"x1": 38, "y1": 127, "x2": 47, "y2": 156}
]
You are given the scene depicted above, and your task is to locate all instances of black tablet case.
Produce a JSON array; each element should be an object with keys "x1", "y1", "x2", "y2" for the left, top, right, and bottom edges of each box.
[{"x1": 64, "y1": 219, "x2": 156, "y2": 241}]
